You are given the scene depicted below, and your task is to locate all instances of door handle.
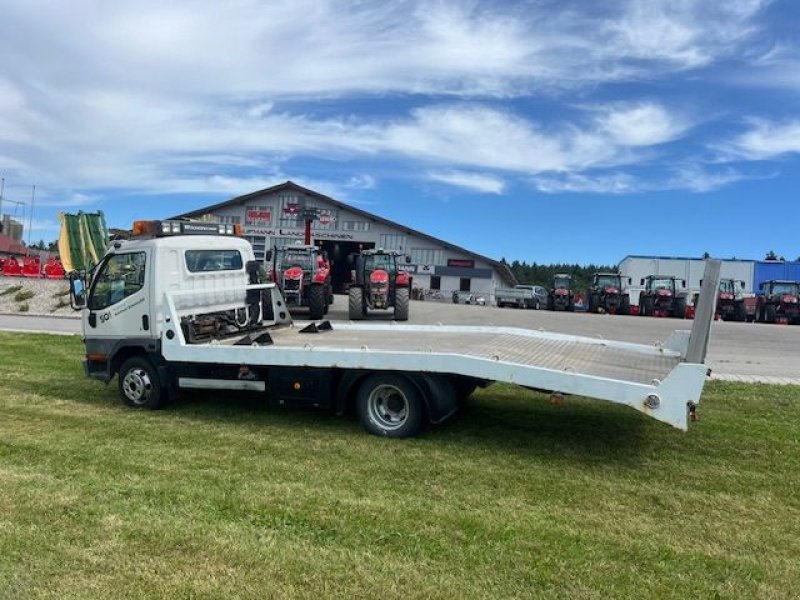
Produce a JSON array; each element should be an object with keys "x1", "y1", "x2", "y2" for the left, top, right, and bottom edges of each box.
[{"x1": 142, "y1": 315, "x2": 149, "y2": 331}]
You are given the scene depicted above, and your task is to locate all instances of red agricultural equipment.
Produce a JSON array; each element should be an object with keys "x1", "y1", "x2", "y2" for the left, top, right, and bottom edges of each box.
[
  {"x1": 348, "y1": 249, "x2": 411, "y2": 321},
  {"x1": 22, "y1": 256, "x2": 42, "y2": 278},
  {"x1": 586, "y1": 272, "x2": 631, "y2": 315},
  {"x1": 711, "y1": 278, "x2": 756, "y2": 322},
  {"x1": 547, "y1": 274, "x2": 575, "y2": 311},
  {"x1": 2, "y1": 257, "x2": 22, "y2": 277},
  {"x1": 638, "y1": 275, "x2": 688, "y2": 318},
  {"x1": 756, "y1": 280, "x2": 800, "y2": 324},
  {"x1": 43, "y1": 258, "x2": 65, "y2": 279},
  {"x1": 267, "y1": 244, "x2": 333, "y2": 320}
]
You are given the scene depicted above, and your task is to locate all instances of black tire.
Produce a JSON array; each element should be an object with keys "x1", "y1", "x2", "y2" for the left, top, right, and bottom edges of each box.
[
  {"x1": 394, "y1": 287, "x2": 410, "y2": 321},
  {"x1": 640, "y1": 297, "x2": 652, "y2": 317},
  {"x1": 308, "y1": 284, "x2": 326, "y2": 320},
  {"x1": 349, "y1": 286, "x2": 365, "y2": 320},
  {"x1": 118, "y1": 356, "x2": 163, "y2": 410},
  {"x1": 356, "y1": 374, "x2": 424, "y2": 437},
  {"x1": 765, "y1": 304, "x2": 777, "y2": 323},
  {"x1": 734, "y1": 302, "x2": 747, "y2": 322},
  {"x1": 620, "y1": 296, "x2": 630, "y2": 316},
  {"x1": 673, "y1": 297, "x2": 687, "y2": 319}
]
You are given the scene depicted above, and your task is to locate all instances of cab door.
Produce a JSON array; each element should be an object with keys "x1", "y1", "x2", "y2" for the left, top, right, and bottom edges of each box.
[{"x1": 86, "y1": 250, "x2": 153, "y2": 340}]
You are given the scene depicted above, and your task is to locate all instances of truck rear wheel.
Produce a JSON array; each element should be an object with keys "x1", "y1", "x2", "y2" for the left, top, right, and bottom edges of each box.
[
  {"x1": 349, "y1": 286, "x2": 365, "y2": 320},
  {"x1": 394, "y1": 287, "x2": 409, "y2": 321},
  {"x1": 118, "y1": 356, "x2": 163, "y2": 410},
  {"x1": 308, "y1": 284, "x2": 326, "y2": 320},
  {"x1": 357, "y1": 374, "x2": 423, "y2": 437}
]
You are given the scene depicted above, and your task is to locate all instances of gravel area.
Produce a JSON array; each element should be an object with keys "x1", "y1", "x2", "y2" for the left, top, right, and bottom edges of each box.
[{"x1": 0, "y1": 277, "x2": 76, "y2": 317}]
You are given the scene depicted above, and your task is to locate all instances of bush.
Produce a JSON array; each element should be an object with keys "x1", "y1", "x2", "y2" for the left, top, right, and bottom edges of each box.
[
  {"x1": 1, "y1": 285, "x2": 23, "y2": 296},
  {"x1": 17, "y1": 302, "x2": 29, "y2": 312},
  {"x1": 13, "y1": 289, "x2": 35, "y2": 302},
  {"x1": 51, "y1": 298, "x2": 69, "y2": 311}
]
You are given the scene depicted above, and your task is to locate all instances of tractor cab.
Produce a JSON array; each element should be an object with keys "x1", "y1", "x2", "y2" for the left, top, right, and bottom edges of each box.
[
  {"x1": 639, "y1": 275, "x2": 687, "y2": 318},
  {"x1": 547, "y1": 274, "x2": 575, "y2": 311},
  {"x1": 348, "y1": 249, "x2": 411, "y2": 320},
  {"x1": 268, "y1": 244, "x2": 332, "y2": 319},
  {"x1": 587, "y1": 272, "x2": 631, "y2": 314},
  {"x1": 757, "y1": 280, "x2": 800, "y2": 324}
]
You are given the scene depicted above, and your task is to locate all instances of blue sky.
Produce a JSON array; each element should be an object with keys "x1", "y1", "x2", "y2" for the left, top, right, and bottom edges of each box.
[{"x1": 1, "y1": 0, "x2": 799, "y2": 264}]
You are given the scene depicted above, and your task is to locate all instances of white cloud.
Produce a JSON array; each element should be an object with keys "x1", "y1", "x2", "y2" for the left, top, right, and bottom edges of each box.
[
  {"x1": 668, "y1": 165, "x2": 749, "y2": 192},
  {"x1": 597, "y1": 103, "x2": 690, "y2": 146},
  {"x1": 428, "y1": 170, "x2": 505, "y2": 194},
  {"x1": 533, "y1": 173, "x2": 638, "y2": 194},
  {"x1": 0, "y1": 0, "x2": 783, "y2": 205},
  {"x1": 721, "y1": 119, "x2": 800, "y2": 160}
]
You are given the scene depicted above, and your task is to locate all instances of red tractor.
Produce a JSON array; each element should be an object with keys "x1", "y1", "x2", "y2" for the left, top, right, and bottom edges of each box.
[
  {"x1": 547, "y1": 274, "x2": 575, "y2": 311},
  {"x1": 756, "y1": 280, "x2": 800, "y2": 324},
  {"x1": 267, "y1": 244, "x2": 333, "y2": 320},
  {"x1": 715, "y1": 278, "x2": 756, "y2": 322},
  {"x1": 586, "y1": 272, "x2": 631, "y2": 315},
  {"x1": 348, "y1": 249, "x2": 411, "y2": 321},
  {"x1": 638, "y1": 275, "x2": 687, "y2": 318}
]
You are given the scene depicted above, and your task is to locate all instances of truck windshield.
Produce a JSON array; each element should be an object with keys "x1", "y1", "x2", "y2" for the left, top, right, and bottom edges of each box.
[
  {"x1": 595, "y1": 275, "x2": 621, "y2": 288},
  {"x1": 366, "y1": 254, "x2": 396, "y2": 274}
]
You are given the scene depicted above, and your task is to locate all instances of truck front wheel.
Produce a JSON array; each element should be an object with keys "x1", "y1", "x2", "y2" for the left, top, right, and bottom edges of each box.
[
  {"x1": 118, "y1": 356, "x2": 163, "y2": 410},
  {"x1": 357, "y1": 374, "x2": 423, "y2": 437}
]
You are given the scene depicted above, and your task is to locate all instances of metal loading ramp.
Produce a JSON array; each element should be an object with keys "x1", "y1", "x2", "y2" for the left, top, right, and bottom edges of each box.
[{"x1": 265, "y1": 325, "x2": 681, "y2": 386}]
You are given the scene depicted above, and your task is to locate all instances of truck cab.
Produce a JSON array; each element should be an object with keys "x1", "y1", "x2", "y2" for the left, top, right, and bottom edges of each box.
[{"x1": 71, "y1": 220, "x2": 265, "y2": 387}]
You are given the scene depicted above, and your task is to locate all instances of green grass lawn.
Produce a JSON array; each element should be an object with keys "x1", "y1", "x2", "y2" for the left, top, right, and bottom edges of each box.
[{"x1": 0, "y1": 332, "x2": 798, "y2": 599}]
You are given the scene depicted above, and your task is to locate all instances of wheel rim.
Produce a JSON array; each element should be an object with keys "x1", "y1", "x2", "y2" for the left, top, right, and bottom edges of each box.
[
  {"x1": 122, "y1": 368, "x2": 152, "y2": 405},
  {"x1": 367, "y1": 384, "x2": 409, "y2": 430}
]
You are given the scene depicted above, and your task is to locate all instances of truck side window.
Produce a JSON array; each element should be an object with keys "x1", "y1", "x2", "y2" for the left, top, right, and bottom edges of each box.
[
  {"x1": 185, "y1": 250, "x2": 243, "y2": 272},
  {"x1": 89, "y1": 252, "x2": 147, "y2": 310}
]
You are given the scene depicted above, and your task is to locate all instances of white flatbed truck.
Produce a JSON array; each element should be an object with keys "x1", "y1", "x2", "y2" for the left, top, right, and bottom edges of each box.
[{"x1": 69, "y1": 220, "x2": 721, "y2": 437}]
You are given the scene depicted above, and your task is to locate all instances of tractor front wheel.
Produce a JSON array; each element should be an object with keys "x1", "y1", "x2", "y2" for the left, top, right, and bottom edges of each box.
[
  {"x1": 308, "y1": 284, "x2": 326, "y2": 320},
  {"x1": 349, "y1": 286, "x2": 366, "y2": 320},
  {"x1": 394, "y1": 287, "x2": 410, "y2": 321}
]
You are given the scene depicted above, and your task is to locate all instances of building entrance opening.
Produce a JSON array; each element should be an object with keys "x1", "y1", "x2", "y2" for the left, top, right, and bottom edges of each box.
[{"x1": 319, "y1": 240, "x2": 374, "y2": 293}]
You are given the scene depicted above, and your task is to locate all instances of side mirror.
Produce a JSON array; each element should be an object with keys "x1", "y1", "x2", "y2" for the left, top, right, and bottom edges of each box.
[
  {"x1": 700, "y1": 279, "x2": 703, "y2": 287},
  {"x1": 627, "y1": 278, "x2": 632, "y2": 285},
  {"x1": 405, "y1": 255, "x2": 412, "y2": 264},
  {"x1": 682, "y1": 280, "x2": 687, "y2": 288},
  {"x1": 640, "y1": 278, "x2": 645, "y2": 286},
  {"x1": 265, "y1": 249, "x2": 273, "y2": 262},
  {"x1": 740, "y1": 281, "x2": 746, "y2": 289},
  {"x1": 69, "y1": 272, "x2": 87, "y2": 310}
]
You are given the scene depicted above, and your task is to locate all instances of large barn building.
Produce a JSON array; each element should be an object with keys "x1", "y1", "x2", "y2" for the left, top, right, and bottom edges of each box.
[{"x1": 173, "y1": 181, "x2": 515, "y2": 298}]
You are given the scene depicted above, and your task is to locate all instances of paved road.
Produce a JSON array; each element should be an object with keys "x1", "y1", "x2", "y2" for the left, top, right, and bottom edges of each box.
[{"x1": 2, "y1": 297, "x2": 799, "y2": 381}]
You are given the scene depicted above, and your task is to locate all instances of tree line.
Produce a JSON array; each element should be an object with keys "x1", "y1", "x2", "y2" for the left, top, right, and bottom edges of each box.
[{"x1": 501, "y1": 259, "x2": 617, "y2": 292}]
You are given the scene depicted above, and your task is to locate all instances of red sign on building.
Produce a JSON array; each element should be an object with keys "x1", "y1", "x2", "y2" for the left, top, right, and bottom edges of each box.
[
  {"x1": 246, "y1": 209, "x2": 271, "y2": 224},
  {"x1": 447, "y1": 258, "x2": 475, "y2": 268}
]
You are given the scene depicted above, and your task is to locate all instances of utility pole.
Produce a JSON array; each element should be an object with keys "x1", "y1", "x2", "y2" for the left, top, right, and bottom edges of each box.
[{"x1": 27, "y1": 185, "x2": 36, "y2": 247}]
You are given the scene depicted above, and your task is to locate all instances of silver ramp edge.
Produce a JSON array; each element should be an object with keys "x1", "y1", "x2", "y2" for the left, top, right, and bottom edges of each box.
[{"x1": 686, "y1": 259, "x2": 721, "y2": 364}]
